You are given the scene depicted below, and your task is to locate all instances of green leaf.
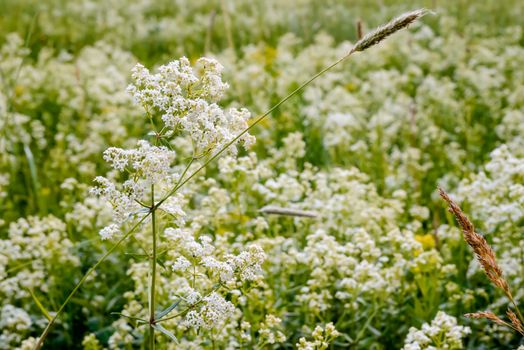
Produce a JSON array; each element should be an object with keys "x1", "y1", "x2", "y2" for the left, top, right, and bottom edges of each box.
[
  {"x1": 155, "y1": 299, "x2": 181, "y2": 319},
  {"x1": 128, "y1": 208, "x2": 151, "y2": 219},
  {"x1": 110, "y1": 312, "x2": 147, "y2": 324},
  {"x1": 152, "y1": 323, "x2": 178, "y2": 343},
  {"x1": 124, "y1": 252, "x2": 150, "y2": 258}
]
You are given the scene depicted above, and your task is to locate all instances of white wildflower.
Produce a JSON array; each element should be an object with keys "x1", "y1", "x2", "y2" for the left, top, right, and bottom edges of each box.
[
  {"x1": 402, "y1": 311, "x2": 470, "y2": 350},
  {"x1": 127, "y1": 57, "x2": 254, "y2": 155},
  {"x1": 171, "y1": 256, "x2": 191, "y2": 272},
  {"x1": 99, "y1": 223, "x2": 120, "y2": 240}
]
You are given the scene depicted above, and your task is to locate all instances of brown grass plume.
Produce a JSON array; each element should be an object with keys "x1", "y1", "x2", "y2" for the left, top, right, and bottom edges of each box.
[{"x1": 439, "y1": 187, "x2": 524, "y2": 335}]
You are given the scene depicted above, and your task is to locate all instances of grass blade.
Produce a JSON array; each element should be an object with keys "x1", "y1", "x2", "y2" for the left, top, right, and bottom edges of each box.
[{"x1": 28, "y1": 288, "x2": 52, "y2": 322}]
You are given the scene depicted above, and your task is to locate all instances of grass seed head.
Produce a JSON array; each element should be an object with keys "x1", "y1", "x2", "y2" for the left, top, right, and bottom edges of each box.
[
  {"x1": 507, "y1": 309, "x2": 524, "y2": 335},
  {"x1": 438, "y1": 188, "x2": 510, "y2": 296},
  {"x1": 352, "y1": 9, "x2": 430, "y2": 53},
  {"x1": 465, "y1": 311, "x2": 506, "y2": 326}
]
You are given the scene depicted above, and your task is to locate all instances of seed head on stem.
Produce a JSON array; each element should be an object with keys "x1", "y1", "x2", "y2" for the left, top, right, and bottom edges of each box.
[{"x1": 351, "y1": 9, "x2": 430, "y2": 53}]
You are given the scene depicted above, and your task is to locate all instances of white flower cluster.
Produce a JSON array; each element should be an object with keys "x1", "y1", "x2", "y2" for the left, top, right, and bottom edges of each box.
[
  {"x1": 296, "y1": 322, "x2": 340, "y2": 350},
  {"x1": 0, "y1": 216, "x2": 79, "y2": 299},
  {"x1": 127, "y1": 57, "x2": 255, "y2": 155},
  {"x1": 0, "y1": 216, "x2": 80, "y2": 347},
  {"x1": 183, "y1": 292, "x2": 235, "y2": 330},
  {"x1": 402, "y1": 311, "x2": 470, "y2": 350},
  {"x1": 110, "y1": 226, "x2": 267, "y2": 344},
  {"x1": 166, "y1": 227, "x2": 266, "y2": 284},
  {"x1": 0, "y1": 305, "x2": 32, "y2": 349},
  {"x1": 258, "y1": 314, "x2": 286, "y2": 345},
  {"x1": 90, "y1": 140, "x2": 182, "y2": 239},
  {"x1": 2, "y1": 39, "x2": 139, "y2": 184},
  {"x1": 103, "y1": 140, "x2": 176, "y2": 181},
  {"x1": 91, "y1": 55, "x2": 259, "y2": 240},
  {"x1": 455, "y1": 145, "x2": 524, "y2": 232}
]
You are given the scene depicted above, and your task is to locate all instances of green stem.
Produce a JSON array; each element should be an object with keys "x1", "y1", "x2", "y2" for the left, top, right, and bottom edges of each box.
[
  {"x1": 2, "y1": 12, "x2": 38, "y2": 117},
  {"x1": 149, "y1": 184, "x2": 157, "y2": 350},
  {"x1": 33, "y1": 215, "x2": 148, "y2": 350},
  {"x1": 220, "y1": 0, "x2": 235, "y2": 51},
  {"x1": 353, "y1": 304, "x2": 378, "y2": 345},
  {"x1": 153, "y1": 51, "x2": 354, "y2": 210},
  {"x1": 178, "y1": 157, "x2": 195, "y2": 187},
  {"x1": 510, "y1": 298, "x2": 524, "y2": 326}
]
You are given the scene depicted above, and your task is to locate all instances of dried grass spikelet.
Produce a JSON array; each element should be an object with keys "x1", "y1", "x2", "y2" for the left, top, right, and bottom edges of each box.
[
  {"x1": 465, "y1": 311, "x2": 507, "y2": 326},
  {"x1": 438, "y1": 188, "x2": 511, "y2": 297},
  {"x1": 259, "y1": 205, "x2": 318, "y2": 218},
  {"x1": 351, "y1": 9, "x2": 430, "y2": 53},
  {"x1": 466, "y1": 310, "x2": 524, "y2": 336},
  {"x1": 439, "y1": 187, "x2": 524, "y2": 335},
  {"x1": 507, "y1": 309, "x2": 524, "y2": 335}
]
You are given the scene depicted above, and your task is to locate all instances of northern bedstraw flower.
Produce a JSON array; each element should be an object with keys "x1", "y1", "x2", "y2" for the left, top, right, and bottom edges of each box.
[
  {"x1": 258, "y1": 315, "x2": 286, "y2": 346},
  {"x1": 0, "y1": 216, "x2": 79, "y2": 348},
  {"x1": 112, "y1": 225, "x2": 267, "y2": 343},
  {"x1": 92, "y1": 57, "x2": 257, "y2": 238},
  {"x1": 296, "y1": 322, "x2": 340, "y2": 350},
  {"x1": 0, "y1": 305, "x2": 32, "y2": 348},
  {"x1": 90, "y1": 140, "x2": 182, "y2": 239},
  {"x1": 86, "y1": 55, "x2": 265, "y2": 349},
  {"x1": 164, "y1": 229, "x2": 266, "y2": 332},
  {"x1": 402, "y1": 311, "x2": 470, "y2": 350},
  {"x1": 166, "y1": 226, "x2": 266, "y2": 285},
  {"x1": 127, "y1": 57, "x2": 254, "y2": 156},
  {"x1": 182, "y1": 292, "x2": 235, "y2": 330},
  {"x1": 0, "y1": 216, "x2": 79, "y2": 298}
]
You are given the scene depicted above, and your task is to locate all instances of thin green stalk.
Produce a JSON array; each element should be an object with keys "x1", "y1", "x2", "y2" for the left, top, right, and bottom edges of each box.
[
  {"x1": 150, "y1": 9, "x2": 432, "y2": 208},
  {"x1": 23, "y1": 144, "x2": 41, "y2": 213},
  {"x1": 33, "y1": 215, "x2": 149, "y2": 350},
  {"x1": 220, "y1": 0, "x2": 235, "y2": 51},
  {"x1": 149, "y1": 184, "x2": 157, "y2": 350},
  {"x1": 154, "y1": 52, "x2": 353, "y2": 211},
  {"x1": 178, "y1": 157, "x2": 195, "y2": 187},
  {"x1": 3, "y1": 12, "x2": 38, "y2": 116},
  {"x1": 353, "y1": 305, "x2": 378, "y2": 345}
]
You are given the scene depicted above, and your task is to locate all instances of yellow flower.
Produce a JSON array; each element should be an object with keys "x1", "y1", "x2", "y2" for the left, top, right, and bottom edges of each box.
[{"x1": 415, "y1": 234, "x2": 436, "y2": 250}]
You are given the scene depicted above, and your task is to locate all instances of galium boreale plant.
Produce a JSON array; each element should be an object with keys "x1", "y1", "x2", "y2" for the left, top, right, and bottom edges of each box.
[
  {"x1": 296, "y1": 322, "x2": 340, "y2": 350},
  {"x1": 401, "y1": 311, "x2": 471, "y2": 350},
  {"x1": 33, "y1": 9, "x2": 430, "y2": 349},
  {"x1": 439, "y1": 188, "x2": 524, "y2": 338}
]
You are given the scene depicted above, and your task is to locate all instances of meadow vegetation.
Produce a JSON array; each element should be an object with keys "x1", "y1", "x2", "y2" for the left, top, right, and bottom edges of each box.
[{"x1": 0, "y1": 0, "x2": 523, "y2": 349}]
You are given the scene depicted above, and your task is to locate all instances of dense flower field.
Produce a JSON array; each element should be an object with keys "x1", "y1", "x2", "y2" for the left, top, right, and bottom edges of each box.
[{"x1": 1, "y1": 0, "x2": 523, "y2": 349}]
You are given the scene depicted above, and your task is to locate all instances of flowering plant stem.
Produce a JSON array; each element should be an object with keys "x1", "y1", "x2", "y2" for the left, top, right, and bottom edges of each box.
[
  {"x1": 510, "y1": 298, "x2": 524, "y2": 325},
  {"x1": 149, "y1": 184, "x2": 157, "y2": 350},
  {"x1": 32, "y1": 51, "x2": 353, "y2": 349}
]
